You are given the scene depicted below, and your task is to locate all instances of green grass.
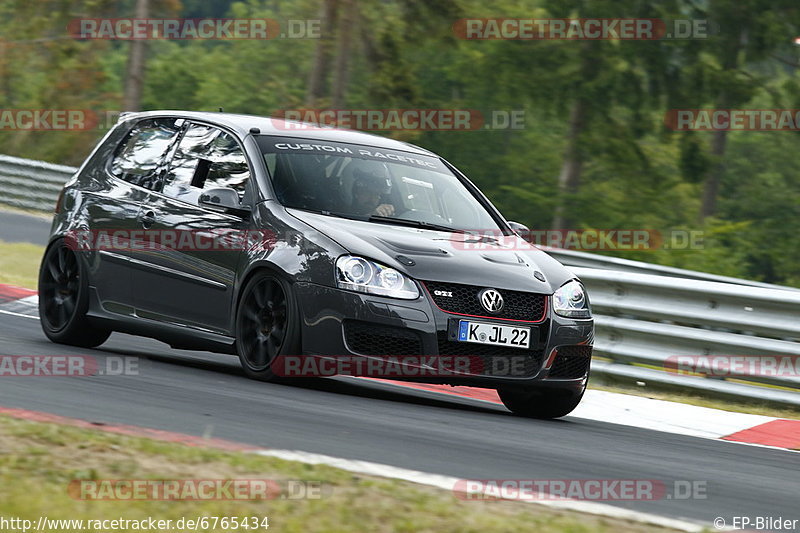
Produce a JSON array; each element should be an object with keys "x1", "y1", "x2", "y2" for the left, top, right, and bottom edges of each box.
[
  {"x1": 0, "y1": 415, "x2": 680, "y2": 533},
  {"x1": 0, "y1": 239, "x2": 44, "y2": 289}
]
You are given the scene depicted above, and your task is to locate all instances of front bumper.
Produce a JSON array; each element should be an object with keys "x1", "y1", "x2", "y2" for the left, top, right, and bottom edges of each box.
[{"x1": 293, "y1": 282, "x2": 593, "y2": 390}]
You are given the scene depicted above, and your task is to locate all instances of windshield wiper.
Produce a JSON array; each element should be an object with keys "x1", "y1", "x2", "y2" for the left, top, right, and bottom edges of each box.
[{"x1": 367, "y1": 215, "x2": 465, "y2": 233}]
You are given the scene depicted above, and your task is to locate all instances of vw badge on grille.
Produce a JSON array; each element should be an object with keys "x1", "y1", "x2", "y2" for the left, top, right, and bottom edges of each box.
[{"x1": 479, "y1": 288, "x2": 504, "y2": 313}]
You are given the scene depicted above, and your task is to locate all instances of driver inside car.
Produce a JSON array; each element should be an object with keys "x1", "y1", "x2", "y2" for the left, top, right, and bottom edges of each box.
[{"x1": 350, "y1": 163, "x2": 396, "y2": 217}]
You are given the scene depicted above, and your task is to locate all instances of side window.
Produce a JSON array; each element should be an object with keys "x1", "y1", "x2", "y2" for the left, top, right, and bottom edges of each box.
[
  {"x1": 109, "y1": 118, "x2": 182, "y2": 188},
  {"x1": 161, "y1": 124, "x2": 251, "y2": 206}
]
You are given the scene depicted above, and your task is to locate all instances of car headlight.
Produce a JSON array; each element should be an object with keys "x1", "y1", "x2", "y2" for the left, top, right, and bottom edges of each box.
[
  {"x1": 336, "y1": 255, "x2": 419, "y2": 300},
  {"x1": 553, "y1": 280, "x2": 591, "y2": 318}
]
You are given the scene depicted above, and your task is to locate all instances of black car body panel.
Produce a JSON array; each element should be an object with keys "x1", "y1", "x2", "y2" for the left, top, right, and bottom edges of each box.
[
  {"x1": 285, "y1": 209, "x2": 572, "y2": 291},
  {"x1": 42, "y1": 110, "x2": 594, "y2": 409}
]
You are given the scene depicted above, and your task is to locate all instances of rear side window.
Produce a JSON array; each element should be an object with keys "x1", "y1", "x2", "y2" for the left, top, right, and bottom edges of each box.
[
  {"x1": 161, "y1": 123, "x2": 251, "y2": 206},
  {"x1": 109, "y1": 118, "x2": 183, "y2": 188}
]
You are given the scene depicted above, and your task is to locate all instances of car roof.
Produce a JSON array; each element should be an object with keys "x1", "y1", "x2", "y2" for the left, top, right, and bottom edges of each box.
[{"x1": 124, "y1": 110, "x2": 436, "y2": 156}]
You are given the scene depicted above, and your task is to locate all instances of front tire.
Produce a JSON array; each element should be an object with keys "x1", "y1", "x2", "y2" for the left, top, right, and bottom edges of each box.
[
  {"x1": 38, "y1": 240, "x2": 111, "y2": 348},
  {"x1": 235, "y1": 271, "x2": 301, "y2": 382},
  {"x1": 498, "y1": 382, "x2": 586, "y2": 419}
]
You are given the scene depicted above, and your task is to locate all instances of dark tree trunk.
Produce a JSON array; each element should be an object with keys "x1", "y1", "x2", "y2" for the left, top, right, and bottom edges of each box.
[
  {"x1": 552, "y1": 99, "x2": 586, "y2": 230},
  {"x1": 700, "y1": 126, "x2": 728, "y2": 220},
  {"x1": 699, "y1": 25, "x2": 745, "y2": 221},
  {"x1": 122, "y1": 0, "x2": 149, "y2": 111},
  {"x1": 332, "y1": 0, "x2": 356, "y2": 109},
  {"x1": 306, "y1": 0, "x2": 339, "y2": 106}
]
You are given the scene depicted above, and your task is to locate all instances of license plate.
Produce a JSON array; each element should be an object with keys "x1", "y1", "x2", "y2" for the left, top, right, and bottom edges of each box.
[{"x1": 457, "y1": 320, "x2": 530, "y2": 349}]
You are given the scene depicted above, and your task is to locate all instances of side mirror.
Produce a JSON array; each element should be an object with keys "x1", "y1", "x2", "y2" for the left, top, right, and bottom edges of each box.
[
  {"x1": 199, "y1": 187, "x2": 250, "y2": 218},
  {"x1": 507, "y1": 220, "x2": 529, "y2": 236}
]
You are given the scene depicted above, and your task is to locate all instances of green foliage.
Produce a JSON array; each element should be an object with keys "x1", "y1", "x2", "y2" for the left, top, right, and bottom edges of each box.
[{"x1": 0, "y1": 0, "x2": 799, "y2": 286}]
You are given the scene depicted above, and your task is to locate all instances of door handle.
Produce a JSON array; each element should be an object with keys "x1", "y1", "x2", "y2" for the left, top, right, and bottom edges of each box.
[{"x1": 139, "y1": 210, "x2": 156, "y2": 229}]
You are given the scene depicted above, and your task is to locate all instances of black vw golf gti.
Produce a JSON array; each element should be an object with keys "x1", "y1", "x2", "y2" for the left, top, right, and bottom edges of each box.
[{"x1": 39, "y1": 111, "x2": 593, "y2": 418}]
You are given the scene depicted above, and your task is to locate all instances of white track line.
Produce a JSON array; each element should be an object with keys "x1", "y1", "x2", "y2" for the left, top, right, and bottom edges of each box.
[
  {"x1": 0, "y1": 308, "x2": 38, "y2": 320},
  {"x1": 256, "y1": 449, "x2": 706, "y2": 532}
]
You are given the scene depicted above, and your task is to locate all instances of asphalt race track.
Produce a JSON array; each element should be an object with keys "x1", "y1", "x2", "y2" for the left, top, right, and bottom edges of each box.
[
  {"x1": 0, "y1": 210, "x2": 51, "y2": 245},
  {"x1": 0, "y1": 209, "x2": 797, "y2": 528},
  {"x1": 0, "y1": 311, "x2": 797, "y2": 527}
]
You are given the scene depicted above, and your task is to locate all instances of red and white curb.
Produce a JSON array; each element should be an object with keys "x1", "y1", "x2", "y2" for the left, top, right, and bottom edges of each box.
[
  {"x1": 362, "y1": 379, "x2": 800, "y2": 452},
  {"x1": 2, "y1": 283, "x2": 799, "y2": 452},
  {"x1": 0, "y1": 284, "x2": 38, "y2": 319}
]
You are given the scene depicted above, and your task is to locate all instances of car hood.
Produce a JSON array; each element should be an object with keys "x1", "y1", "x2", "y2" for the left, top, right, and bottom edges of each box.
[{"x1": 287, "y1": 209, "x2": 575, "y2": 294}]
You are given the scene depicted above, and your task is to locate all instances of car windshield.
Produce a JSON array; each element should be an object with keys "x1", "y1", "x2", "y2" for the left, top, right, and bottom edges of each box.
[{"x1": 256, "y1": 136, "x2": 503, "y2": 232}]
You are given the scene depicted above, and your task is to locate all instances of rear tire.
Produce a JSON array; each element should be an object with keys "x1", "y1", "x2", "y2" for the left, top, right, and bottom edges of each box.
[
  {"x1": 498, "y1": 382, "x2": 587, "y2": 419},
  {"x1": 235, "y1": 271, "x2": 301, "y2": 382},
  {"x1": 38, "y1": 240, "x2": 111, "y2": 348}
]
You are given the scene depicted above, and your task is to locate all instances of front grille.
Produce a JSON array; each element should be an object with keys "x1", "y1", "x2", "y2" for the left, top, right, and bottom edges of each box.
[
  {"x1": 549, "y1": 345, "x2": 592, "y2": 379},
  {"x1": 343, "y1": 321, "x2": 423, "y2": 356},
  {"x1": 423, "y1": 281, "x2": 547, "y2": 322},
  {"x1": 437, "y1": 332, "x2": 544, "y2": 377}
]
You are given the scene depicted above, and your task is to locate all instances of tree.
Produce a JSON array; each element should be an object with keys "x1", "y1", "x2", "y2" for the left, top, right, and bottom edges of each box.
[
  {"x1": 306, "y1": 0, "x2": 338, "y2": 106},
  {"x1": 687, "y1": 0, "x2": 800, "y2": 220},
  {"x1": 122, "y1": 0, "x2": 149, "y2": 111}
]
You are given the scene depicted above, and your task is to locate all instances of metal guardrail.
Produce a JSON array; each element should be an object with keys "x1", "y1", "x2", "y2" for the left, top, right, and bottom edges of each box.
[
  {"x1": 1, "y1": 154, "x2": 798, "y2": 406},
  {"x1": 572, "y1": 267, "x2": 800, "y2": 407},
  {"x1": 548, "y1": 247, "x2": 798, "y2": 291},
  {"x1": 0, "y1": 155, "x2": 76, "y2": 212}
]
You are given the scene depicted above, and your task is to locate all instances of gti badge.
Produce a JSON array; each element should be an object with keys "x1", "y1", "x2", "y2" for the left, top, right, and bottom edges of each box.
[
  {"x1": 479, "y1": 288, "x2": 504, "y2": 313},
  {"x1": 433, "y1": 290, "x2": 453, "y2": 297}
]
